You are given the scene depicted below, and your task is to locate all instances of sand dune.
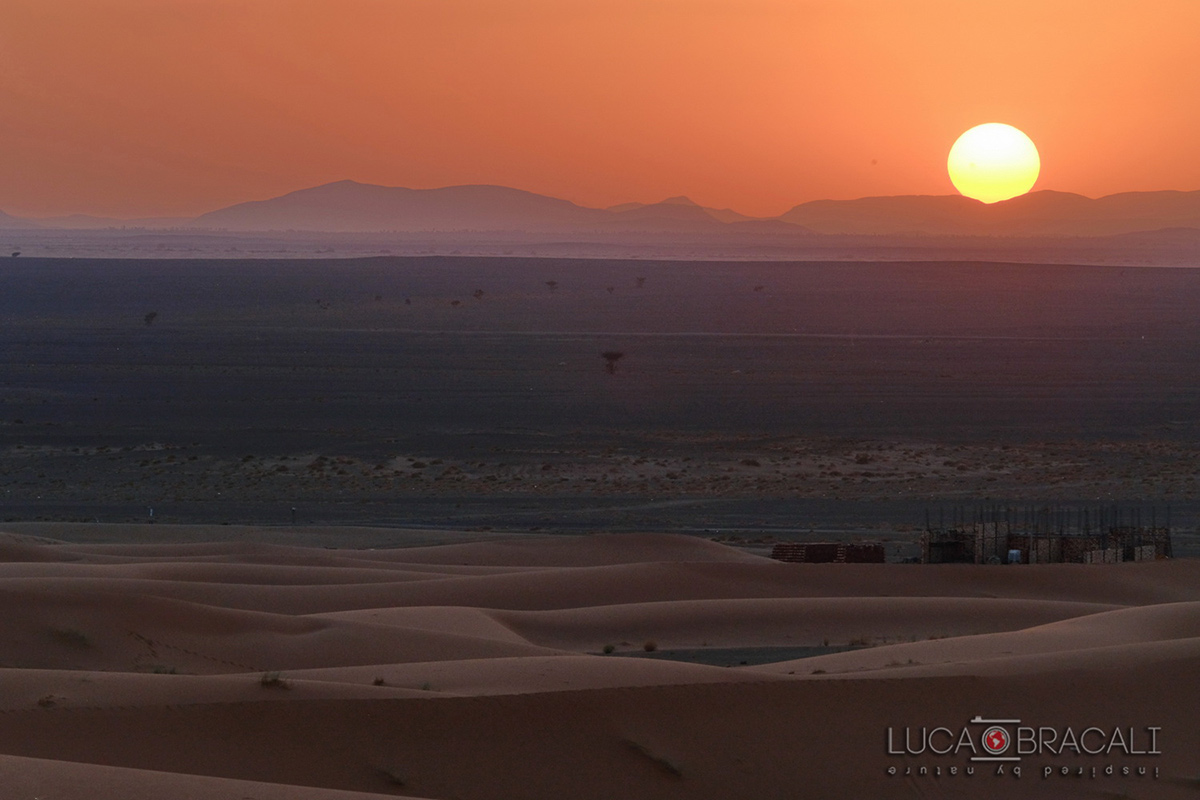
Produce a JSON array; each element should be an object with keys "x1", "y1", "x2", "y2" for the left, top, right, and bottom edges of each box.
[
  {"x1": 314, "y1": 597, "x2": 1117, "y2": 652},
  {"x1": 0, "y1": 584, "x2": 560, "y2": 673},
  {"x1": 0, "y1": 668, "x2": 431, "y2": 710},
  {"x1": 7, "y1": 557, "x2": 1195, "y2": 617},
  {"x1": 0, "y1": 560, "x2": 462, "y2": 584},
  {"x1": 285, "y1": 654, "x2": 795, "y2": 695},
  {"x1": 787, "y1": 635, "x2": 1200, "y2": 680},
  {"x1": 311, "y1": 605, "x2": 543, "y2": 645},
  {"x1": 0, "y1": 754, "x2": 438, "y2": 800},
  {"x1": 1, "y1": 669, "x2": 1194, "y2": 799},
  {"x1": 486, "y1": 597, "x2": 1121, "y2": 650},
  {"x1": 369, "y1": 532, "x2": 773, "y2": 567},
  {"x1": 1, "y1": 528, "x2": 1195, "y2": 799},
  {"x1": 754, "y1": 600, "x2": 1200, "y2": 676}
]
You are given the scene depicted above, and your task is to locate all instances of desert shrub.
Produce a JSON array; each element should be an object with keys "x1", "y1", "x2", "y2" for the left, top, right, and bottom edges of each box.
[
  {"x1": 260, "y1": 671, "x2": 290, "y2": 689},
  {"x1": 602, "y1": 644, "x2": 615, "y2": 654},
  {"x1": 642, "y1": 640, "x2": 657, "y2": 652},
  {"x1": 51, "y1": 628, "x2": 93, "y2": 648},
  {"x1": 601, "y1": 351, "x2": 625, "y2": 374}
]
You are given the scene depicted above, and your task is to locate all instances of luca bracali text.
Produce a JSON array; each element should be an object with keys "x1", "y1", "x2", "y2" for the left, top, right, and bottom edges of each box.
[{"x1": 885, "y1": 716, "x2": 1161, "y2": 781}]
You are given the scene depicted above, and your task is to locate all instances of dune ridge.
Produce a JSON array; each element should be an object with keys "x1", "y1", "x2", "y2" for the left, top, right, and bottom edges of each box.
[{"x1": 1, "y1": 529, "x2": 1195, "y2": 799}]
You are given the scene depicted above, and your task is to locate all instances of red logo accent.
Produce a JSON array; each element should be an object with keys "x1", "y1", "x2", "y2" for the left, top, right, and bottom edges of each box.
[{"x1": 982, "y1": 726, "x2": 1009, "y2": 754}]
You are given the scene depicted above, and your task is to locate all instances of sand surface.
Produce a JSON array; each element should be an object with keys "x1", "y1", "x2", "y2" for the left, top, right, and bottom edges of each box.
[{"x1": 1, "y1": 527, "x2": 1196, "y2": 798}]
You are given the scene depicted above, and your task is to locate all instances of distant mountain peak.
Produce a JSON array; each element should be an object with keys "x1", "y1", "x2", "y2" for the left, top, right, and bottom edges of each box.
[
  {"x1": 0, "y1": 208, "x2": 37, "y2": 229},
  {"x1": 183, "y1": 180, "x2": 1200, "y2": 237},
  {"x1": 779, "y1": 189, "x2": 1200, "y2": 235},
  {"x1": 195, "y1": 181, "x2": 607, "y2": 233}
]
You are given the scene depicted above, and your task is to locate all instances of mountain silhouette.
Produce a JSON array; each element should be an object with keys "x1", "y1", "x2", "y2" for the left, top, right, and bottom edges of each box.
[
  {"x1": 194, "y1": 183, "x2": 764, "y2": 233},
  {"x1": 195, "y1": 181, "x2": 609, "y2": 232},
  {"x1": 0, "y1": 209, "x2": 37, "y2": 229},
  {"x1": 604, "y1": 197, "x2": 729, "y2": 230},
  {"x1": 112, "y1": 181, "x2": 1200, "y2": 237},
  {"x1": 778, "y1": 190, "x2": 1200, "y2": 235},
  {"x1": 607, "y1": 196, "x2": 753, "y2": 225}
]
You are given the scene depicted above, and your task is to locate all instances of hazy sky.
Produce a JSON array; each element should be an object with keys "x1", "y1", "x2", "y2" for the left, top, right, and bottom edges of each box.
[{"x1": 2, "y1": 0, "x2": 1198, "y2": 218}]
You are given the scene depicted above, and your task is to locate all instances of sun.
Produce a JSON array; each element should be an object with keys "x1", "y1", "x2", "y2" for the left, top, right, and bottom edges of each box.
[{"x1": 947, "y1": 123, "x2": 1040, "y2": 203}]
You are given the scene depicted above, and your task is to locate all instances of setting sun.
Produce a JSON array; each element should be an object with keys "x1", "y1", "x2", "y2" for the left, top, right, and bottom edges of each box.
[{"x1": 947, "y1": 123, "x2": 1041, "y2": 204}]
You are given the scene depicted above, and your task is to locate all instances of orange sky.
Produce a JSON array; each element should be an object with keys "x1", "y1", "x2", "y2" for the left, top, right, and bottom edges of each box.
[{"x1": 1, "y1": 0, "x2": 1198, "y2": 218}]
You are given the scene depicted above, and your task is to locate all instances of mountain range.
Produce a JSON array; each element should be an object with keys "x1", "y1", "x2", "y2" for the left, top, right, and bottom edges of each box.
[
  {"x1": 5, "y1": 181, "x2": 1200, "y2": 238},
  {"x1": 780, "y1": 190, "x2": 1200, "y2": 236},
  {"x1": 0, "y1": 209, "x2": 33, "y2": 230}
]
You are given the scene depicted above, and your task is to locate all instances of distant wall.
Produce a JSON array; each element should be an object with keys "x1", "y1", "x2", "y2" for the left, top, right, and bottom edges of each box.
[{"x1": 770, "y1": 542, "x2": 885, "y2": 564}]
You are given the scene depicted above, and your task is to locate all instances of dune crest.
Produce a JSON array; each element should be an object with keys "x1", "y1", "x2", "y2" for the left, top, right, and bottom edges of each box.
[{"x1": 1, "y1": 529, "x2": 1195, "y2": 799}]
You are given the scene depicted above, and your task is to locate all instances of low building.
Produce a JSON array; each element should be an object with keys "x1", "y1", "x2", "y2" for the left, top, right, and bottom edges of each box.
[{"x1": 770, "y1": 542, "x2": 886, "y2": 563}]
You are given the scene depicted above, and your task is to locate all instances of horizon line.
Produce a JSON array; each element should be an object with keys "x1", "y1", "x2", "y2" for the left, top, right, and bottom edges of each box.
[{"x1": 7, "y1": 181, "x2": 1200, "y2": 224}]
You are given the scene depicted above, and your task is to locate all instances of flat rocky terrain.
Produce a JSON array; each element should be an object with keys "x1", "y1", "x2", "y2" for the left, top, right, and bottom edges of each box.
[{"x1": 1, "y1": 257, "x2": 1197, "y2": 553}]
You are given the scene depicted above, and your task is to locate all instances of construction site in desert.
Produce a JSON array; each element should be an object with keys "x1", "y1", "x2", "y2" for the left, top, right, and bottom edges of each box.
[{"x1": 920, "y1": 506, "x2": 1173, "y2": 564}]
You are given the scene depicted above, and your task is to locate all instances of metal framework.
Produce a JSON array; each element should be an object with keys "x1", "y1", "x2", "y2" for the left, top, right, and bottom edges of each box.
[{"x1": 920, "y1": 505, "x2": 1173, "y2": 564}]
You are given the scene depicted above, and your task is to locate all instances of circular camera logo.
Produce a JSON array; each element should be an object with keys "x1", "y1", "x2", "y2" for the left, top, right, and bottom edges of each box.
[{"x1": 982, "y1": 726, "x2": 1010, "y2": 755}]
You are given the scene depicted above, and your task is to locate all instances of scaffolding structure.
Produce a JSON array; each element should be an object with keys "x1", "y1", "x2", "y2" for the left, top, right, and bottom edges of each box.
[{"x1": 920, "y1": 505, "x2": 1173, "y2": 564}]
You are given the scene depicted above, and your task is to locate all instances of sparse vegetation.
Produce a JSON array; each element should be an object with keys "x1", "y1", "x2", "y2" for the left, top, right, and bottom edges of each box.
[
  {"x1": 602, "y1": 644, "x2": 615, "y2": 654},
  {"x1": 642, "y1": 640, "x2": 657, "y2": 652},
  {"x1": 51, "y1": 628, "x2": 93, "y2": 649},
  {"x1": 37, "y1": 694, "x2": 57, "y2": 707},
  {"x1": 373, "y1": 676, "x2": 387, "y2": 686},
  {"x1": 601, "y1": 351, "x2": 625, "y2": 374},
  {"x1": 260, "y1": 671, "x2": 290, "y2": 689}
]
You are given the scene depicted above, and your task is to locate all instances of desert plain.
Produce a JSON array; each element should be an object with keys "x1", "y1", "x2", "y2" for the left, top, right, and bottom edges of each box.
[{"x1": 1, "y1": 255, "x2": 1198, "y2": 798}]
